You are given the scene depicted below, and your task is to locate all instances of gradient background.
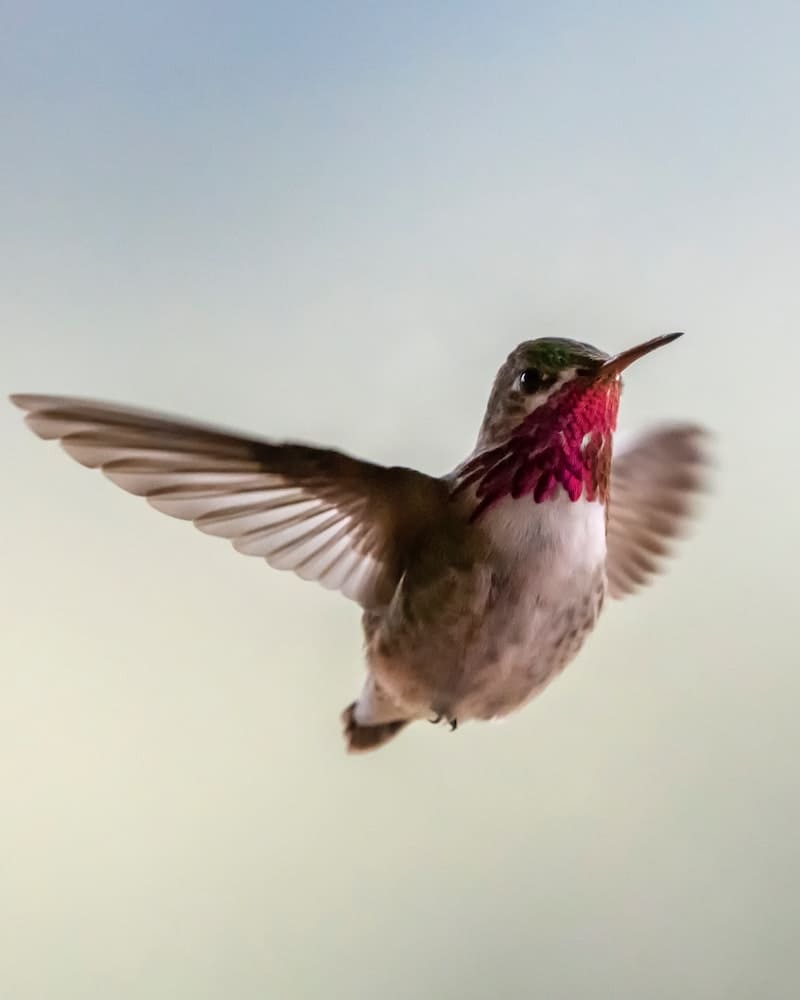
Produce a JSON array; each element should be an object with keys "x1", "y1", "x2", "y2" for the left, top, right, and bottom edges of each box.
[{"x1": 3, "y1": 3, "x2": 799, "y2": 998}]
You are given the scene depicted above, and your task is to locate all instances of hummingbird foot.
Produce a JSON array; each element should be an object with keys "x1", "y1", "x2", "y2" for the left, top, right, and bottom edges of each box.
[{"x1": 429, "y1": 712, "x2": 458, "y2": 731}]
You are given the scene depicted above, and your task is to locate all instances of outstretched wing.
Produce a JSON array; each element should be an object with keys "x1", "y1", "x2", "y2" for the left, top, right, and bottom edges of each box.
[
  {"x1": 11, "y1": 394, "x2": 444, "y2": 608},
  {"x1": 607, "y1": 424, "x2": 709, "y2": 599}
]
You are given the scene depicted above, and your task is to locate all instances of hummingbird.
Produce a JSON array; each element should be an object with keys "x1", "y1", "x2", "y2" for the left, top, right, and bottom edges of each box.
[{"x1": 11, "y1": 332, "x2": 708, "y2": 753}]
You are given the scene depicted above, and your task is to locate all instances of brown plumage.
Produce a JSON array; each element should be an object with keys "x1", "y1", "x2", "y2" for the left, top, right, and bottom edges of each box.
[{"x1": 10, "y1": 335, "x2": 710, "y2": 753}]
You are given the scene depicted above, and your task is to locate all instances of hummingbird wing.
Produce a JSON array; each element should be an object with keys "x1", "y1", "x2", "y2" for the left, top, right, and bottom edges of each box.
[
  {"x1": 11, "y1": 394, "x2": 445, "y2": 608},
  {"x1": 606, "y1": 424, "x2": 709, "y2": 599}
]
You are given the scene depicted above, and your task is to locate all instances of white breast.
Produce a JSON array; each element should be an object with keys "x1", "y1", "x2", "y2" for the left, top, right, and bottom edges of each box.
[
  {"x1": 452, "y1": 491, "x2": 608, "y2": 721},
  {"x1": 482, "y1": 491, "x2": 607, "y2": 586}
]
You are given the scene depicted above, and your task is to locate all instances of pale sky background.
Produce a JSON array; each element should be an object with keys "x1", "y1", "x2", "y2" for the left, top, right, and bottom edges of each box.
[{"x1": 2, "y1": 3, "x2": 799, "y2": 998}]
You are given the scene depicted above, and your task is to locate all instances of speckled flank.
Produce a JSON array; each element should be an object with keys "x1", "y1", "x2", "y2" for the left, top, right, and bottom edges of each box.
[{"x1": 360, "y1": 491, "x2": 609, "y2": 727}]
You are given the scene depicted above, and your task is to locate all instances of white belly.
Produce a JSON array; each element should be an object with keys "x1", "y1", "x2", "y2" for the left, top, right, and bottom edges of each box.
[{"x1": 455, "y1": 492, "x2": 608, "y2": 720}]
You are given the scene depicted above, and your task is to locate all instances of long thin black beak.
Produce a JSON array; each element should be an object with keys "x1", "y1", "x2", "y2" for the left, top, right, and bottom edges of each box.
[{"x1": 599, "y1": 332, "x2": 684, "y2": 377}]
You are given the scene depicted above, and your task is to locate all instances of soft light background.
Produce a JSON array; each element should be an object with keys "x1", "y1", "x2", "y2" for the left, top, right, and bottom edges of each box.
[{"x1": 2, "y1": 3, "x2": 798, "y2": 998}]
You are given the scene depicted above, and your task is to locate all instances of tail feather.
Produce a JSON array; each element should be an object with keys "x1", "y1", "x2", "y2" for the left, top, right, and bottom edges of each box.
[{"x1": 341, "y1": 703, "x2": 408, "y2": 753}]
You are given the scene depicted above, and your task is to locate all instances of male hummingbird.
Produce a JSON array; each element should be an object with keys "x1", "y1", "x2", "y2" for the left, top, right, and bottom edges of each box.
[{"x1": 11, "y1": 333, "x2": 708, "y2": 753}]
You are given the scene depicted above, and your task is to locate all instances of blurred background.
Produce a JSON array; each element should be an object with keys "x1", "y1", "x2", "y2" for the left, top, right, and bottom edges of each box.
[{"x1": 2, "y1": 3, "x2": 798, "y2": 998}]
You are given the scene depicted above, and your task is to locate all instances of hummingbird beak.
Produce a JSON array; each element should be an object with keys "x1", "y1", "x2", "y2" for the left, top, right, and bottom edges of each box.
[{"x1": 599, "y1": 332, "x2": 684, "y2": 378}]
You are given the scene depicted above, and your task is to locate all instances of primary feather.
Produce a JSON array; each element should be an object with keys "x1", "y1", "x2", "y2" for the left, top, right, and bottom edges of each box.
[
  {"x1": 10, "y1": 394, "x2": 444, "y2": 608},
  {"x1": 607, "y1": 424, "x2": 708, "y2": 597}
]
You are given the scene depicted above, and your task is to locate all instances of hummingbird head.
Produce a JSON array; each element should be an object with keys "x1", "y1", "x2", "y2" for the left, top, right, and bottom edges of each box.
[{"x1": 462, "y1": 333, "x2": 683, "y2": 520}]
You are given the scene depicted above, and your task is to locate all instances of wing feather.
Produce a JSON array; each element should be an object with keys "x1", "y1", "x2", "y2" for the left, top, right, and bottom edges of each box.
[
  {"x1": 11, "y1": 393, "x2": 444, "y2": 608},
  {"x1": 607, "y1": 424, "x2": 710, "y2": 598}
]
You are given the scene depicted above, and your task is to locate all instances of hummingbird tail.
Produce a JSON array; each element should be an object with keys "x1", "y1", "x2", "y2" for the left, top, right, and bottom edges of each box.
[{"x1": 341, "y1": 702, "x2": 409, "y2": 754}]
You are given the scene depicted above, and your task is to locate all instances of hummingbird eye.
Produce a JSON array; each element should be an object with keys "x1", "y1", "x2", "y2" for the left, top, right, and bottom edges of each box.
[{"x1": 518, "y1": 368, "x2": 544, "y2": 395}]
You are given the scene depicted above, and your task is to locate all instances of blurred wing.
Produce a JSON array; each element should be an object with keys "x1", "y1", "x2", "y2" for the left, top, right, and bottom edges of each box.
[
  {"x1": 11, "y1": 394, "x2": 444, "y2": 608},
  {"x1": 607, "y1": 424, "x2": 710, "y2": 599}
]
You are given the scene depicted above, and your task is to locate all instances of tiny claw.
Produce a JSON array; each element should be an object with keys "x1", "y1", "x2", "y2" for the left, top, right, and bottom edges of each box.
[
  {"x1": 429, "y1": 713, "x2": 443, "y2": 725},
  {"x1": 449, "y1": 718, "x2": 458, "y2": 732}
]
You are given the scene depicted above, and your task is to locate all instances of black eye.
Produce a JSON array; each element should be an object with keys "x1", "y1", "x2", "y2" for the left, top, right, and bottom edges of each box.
[{"x1": 519, "y1": 368, "x2": 543, "y2": 395}]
